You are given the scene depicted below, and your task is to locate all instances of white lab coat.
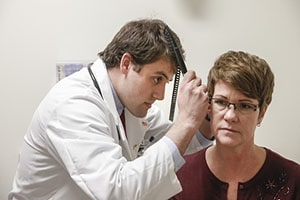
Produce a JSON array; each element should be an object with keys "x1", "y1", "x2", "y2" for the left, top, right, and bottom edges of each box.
[{"x1": 9, "y1": 59, "x2": 205, "y2": 200}]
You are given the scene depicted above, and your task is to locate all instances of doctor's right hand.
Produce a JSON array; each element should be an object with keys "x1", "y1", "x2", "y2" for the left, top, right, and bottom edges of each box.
[
  {"x1": 166, "y1": 70, "x2": 209, "y2": 155},
  {"x1": 177, "y1": 71, "x2": 209, "y2": 129}
]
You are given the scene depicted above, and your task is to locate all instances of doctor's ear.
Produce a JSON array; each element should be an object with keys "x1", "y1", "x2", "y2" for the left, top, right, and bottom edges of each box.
[{"x1": 120, "y1": 53, "x2": 132, "y2": 73}]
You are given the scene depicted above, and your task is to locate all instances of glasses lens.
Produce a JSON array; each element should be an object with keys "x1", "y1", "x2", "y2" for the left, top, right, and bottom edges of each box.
[
  {"x1": 212, "y1": 99, "x2": 228, "y2": 110},
  {"x1": 236, "y1": 103, "x2": 257, "y2": 114},
  {"x1": 211, "y1": 98, "x2": 258, "y2": 114}
]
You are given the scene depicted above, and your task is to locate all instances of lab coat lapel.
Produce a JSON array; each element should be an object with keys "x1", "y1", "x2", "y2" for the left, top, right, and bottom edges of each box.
[{"x1": 90, "y1": 59, "x2": 137, "y2": 160}]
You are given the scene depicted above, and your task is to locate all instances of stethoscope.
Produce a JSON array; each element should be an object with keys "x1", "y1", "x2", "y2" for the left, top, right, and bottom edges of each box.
[
  {"x1": 88, "y1": 64, "x2": 125, "y2": 142},
  {"x1": 87, "y1": 64, "x2": 103, "y2": 99}
]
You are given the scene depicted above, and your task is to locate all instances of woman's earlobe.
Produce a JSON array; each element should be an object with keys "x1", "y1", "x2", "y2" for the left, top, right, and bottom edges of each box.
[{"x1": 256, "y1": 123, "x2": 261, "y2": 127}]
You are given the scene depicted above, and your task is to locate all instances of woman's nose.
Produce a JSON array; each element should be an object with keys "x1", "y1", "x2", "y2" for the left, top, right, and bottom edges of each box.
[{"x1": 224, "y1": 105, "x2": 238, "y2": 122}]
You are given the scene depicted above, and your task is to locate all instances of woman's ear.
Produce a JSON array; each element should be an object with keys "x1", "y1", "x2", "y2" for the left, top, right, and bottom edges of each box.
[
  {"x1": 257, "y1": 106, "x2": 268, "y2": 126},
  {"x1": 207, "y1": 101, "x2": 212, "y2": 119},
  {"x1": 120, "y1": 53, "x2": 132, "y2": 74}
]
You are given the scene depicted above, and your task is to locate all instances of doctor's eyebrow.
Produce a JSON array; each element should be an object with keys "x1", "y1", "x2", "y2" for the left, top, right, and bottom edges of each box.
[{"x1": 153, "y1": 71, "x2": 173, "y2": 82}]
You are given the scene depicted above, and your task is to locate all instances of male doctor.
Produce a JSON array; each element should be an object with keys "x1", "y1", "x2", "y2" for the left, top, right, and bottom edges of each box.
[{"x1": 9, "y1": 19, "x2": 212, "y2": 200}]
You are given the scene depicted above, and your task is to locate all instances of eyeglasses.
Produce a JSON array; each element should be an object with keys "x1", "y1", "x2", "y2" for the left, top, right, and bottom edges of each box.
[{"x1": 210, "y1": 98, "x2": 259, "y2": 114}]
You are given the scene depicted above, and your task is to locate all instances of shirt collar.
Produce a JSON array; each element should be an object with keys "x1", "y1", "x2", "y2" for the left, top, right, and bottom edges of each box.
[{"x1": 107, "y1": 70, "x2": 124, "y2": 116}]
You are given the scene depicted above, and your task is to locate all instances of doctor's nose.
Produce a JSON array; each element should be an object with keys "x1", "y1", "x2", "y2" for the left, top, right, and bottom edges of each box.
[{"x1": 153, "y1": 85, "x2": 165, "y2": 100}]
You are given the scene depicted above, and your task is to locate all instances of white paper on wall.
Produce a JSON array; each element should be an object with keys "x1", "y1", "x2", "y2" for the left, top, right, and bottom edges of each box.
[{"x1": 56, "y1": 62, "x2": 93, "y2": 82}]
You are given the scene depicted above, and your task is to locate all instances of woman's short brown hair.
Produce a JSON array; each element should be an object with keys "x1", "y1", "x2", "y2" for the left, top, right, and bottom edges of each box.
[{"x1": 207, "y1": 51, "x2": 275, "y2": 111}]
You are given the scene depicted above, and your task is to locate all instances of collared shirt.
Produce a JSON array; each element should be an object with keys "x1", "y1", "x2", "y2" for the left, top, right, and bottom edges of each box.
[{"x1": 109, "y1": 76, "x2": 124, "y2": 116}]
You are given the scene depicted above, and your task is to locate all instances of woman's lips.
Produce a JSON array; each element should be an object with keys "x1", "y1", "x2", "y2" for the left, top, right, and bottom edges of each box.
[{"x1": 220, "y1": 127, "x2": 239, "y2": 133}]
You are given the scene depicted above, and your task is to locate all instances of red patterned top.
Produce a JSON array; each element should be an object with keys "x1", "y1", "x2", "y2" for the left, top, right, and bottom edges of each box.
[{"x1": 171, "y1": 147, "x2": 300, "y2": 200}]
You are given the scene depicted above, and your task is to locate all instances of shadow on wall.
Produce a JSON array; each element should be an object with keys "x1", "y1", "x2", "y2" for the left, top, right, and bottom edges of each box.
[{"x1": 178, "y1": 0, "x2": 209, "y2": 18}]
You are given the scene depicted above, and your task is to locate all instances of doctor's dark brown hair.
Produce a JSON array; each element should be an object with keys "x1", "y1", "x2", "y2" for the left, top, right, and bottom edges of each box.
[
  {"x1": 207, "y1": 51, "x2": 275, "y2": 112},
  {"x1": 98, "y1": 19, "x2": 185, "y2": 72}
]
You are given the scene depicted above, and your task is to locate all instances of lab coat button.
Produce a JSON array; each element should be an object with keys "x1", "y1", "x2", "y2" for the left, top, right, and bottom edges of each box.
[
  {"x1": 142, "y1": 121, "x2": 148, "y2": 126},
  {"x1": 133, "y1": 144, "x2": 139, "y2": 150}
]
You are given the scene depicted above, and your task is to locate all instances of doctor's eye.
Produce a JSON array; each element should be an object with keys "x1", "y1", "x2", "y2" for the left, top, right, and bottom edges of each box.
[{"x1": 153, "y1": 76, "x2": 163, "y2": 84}]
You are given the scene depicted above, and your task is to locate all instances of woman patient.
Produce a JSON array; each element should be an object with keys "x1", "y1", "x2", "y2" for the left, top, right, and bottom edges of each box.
[{"x1": 171, "y1": 51, "x2": 300, "y2": 200}]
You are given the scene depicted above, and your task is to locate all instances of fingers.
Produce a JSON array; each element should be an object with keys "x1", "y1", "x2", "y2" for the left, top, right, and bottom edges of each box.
[
  {"x1": 193, "y1": 77, "x2": 202, "y2": 87},
  {"x1": 182, "y1": 70, "x2": 205, "y2": 92},
  {"x1": 177, "y1": 70, "x2": 209, "y2": 125},
  {"x1": 179, "y1": 70, "x2": 207, "y2": 98},
  {"x1": 183, "y1": 70, "x2": 202, "y2": 86},
  {"x1": 182, "y1": 71, "x2": 196, "y2": 82},
  {"x1": 195, "y1": 84, "x2": 207, "y2": 94},
  {"x1": 169, "y1": 70, "x2": 210, "y2": 154}
]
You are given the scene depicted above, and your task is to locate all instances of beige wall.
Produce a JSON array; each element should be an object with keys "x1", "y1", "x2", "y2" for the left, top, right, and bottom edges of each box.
[{"x1": 1, "y1": 0, "x2": 299, "y2": 198}]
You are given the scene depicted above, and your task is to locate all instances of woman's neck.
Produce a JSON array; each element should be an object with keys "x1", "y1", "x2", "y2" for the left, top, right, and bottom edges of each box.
[{"x1": 206, "y1": 145, "x2": 266, "y2": 183}]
